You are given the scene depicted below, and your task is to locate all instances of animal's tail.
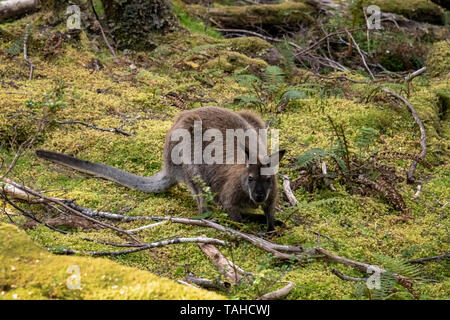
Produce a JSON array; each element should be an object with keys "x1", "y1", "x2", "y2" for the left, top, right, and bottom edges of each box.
[{"x1": 36, "y1": 150, "x2": 175, "y2": 193}]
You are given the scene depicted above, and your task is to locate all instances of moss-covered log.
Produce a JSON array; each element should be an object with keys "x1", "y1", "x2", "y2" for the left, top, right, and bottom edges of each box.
[
  {"x1": 102, "y1": 0, "x2": 177, "y2": 50},
  {"x1": 184, "y1": 2, "x2": 315, "y2": 30},
  {"x1": 426, "y1": 40, "x2": 450, "y2": 77},
  {"x1": 369, "y1": 0, "x2": 446, "y2": 25}
]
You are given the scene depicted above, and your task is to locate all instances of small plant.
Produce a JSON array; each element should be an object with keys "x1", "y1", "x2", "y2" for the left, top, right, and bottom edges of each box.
[
  {"x1": 25, "y1": 78, "x2": 68, "y2": 114},
  {"x1": 295, "y1": 117, "x2": 413, "y2": 218},
  {"x1": 234, "y1": 66, "x2": 307, "y2": 114},
  {"x1": 355, "y1": 254, "x2": 421, "y2": 300}
]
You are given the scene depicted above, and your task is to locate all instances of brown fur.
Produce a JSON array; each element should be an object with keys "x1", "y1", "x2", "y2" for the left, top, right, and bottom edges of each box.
[{"x1": 37, "y1": 106, "x2": 284, "y2": 231}]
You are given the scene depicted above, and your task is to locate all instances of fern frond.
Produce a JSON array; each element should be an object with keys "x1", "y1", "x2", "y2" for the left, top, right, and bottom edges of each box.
[
  {"x1": 263, "y1": 66, "x2": 285, "y2": 85},
  {"x1": 297, "y1": 148, "x2": 329, "y2": 169},
  {"x1": 356, "y1": 127, "x2": 378, "y2": 151},
  {"x1": 374, "y1": 254, "x2": 421, "y2": 280},
  {"x1": 281, "y1": 89, "x2": 308, "y2": 102}
]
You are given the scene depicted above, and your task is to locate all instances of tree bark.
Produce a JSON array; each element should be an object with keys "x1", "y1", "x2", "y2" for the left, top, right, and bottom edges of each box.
[
  {"x1": 101, "y1": 0, "x2": 177, "y2": 50},
  {"x1": 0, "y1": 0, "x2": 40, "y2": 21}
]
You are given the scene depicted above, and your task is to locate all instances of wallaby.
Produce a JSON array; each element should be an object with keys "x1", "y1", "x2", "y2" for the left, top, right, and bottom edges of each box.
[{"x1": 36, "y1": 106, "x2": 285, "y2": 231}]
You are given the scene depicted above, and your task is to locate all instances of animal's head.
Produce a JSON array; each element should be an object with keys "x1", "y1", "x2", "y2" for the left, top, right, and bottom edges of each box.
[{"x1": 241, "y1": 149, "x2": 286, "y2": 204}]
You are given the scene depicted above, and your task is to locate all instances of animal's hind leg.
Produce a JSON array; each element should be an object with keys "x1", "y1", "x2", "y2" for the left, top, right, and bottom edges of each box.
[{"x1": 184, "y1": 178, "x2": 209, "y2": 214}]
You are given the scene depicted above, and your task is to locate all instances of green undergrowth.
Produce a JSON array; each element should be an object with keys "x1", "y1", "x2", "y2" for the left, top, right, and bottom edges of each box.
[{"x1": 0, "y1": 7, "x2": 449, "y2": 300}]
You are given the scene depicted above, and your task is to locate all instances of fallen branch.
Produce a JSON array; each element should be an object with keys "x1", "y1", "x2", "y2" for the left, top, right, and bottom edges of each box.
[
  {"x1": 56, "y1": 119, "x2": 133, "y2": 136},
  {"x1": 198, "y1": 235, "x2": 246, "y2": 285},
  {"x1": 282, "y1": 175, "x2": 298, "y2": 207},
  {"x1": 23, "y1": 24, "x2": 34, "y2": 80},
  {"x1": 315, "y1": 248, "x2": 413, "y2": 289},
  {"x1": 346, "y1": 29, "x2": 375, "y2": 80},
  {"x1": 257, "y1": 281, "x2": 295, "y2": 300},
  {"x1": 2, "y1": 178, "x2": 142, "y2": 243},
  {"x1": 60, "y1": 237, "x2": 227, "y2": 256},
  {"x1": 185, "y1": 273, "x2": 231, "y2": 291},
  {"x1": 127, "y1": 220, "x2": 168, "y2": 233},
  {"x1": 2, "y1": 178, "x2": 417, "y2": 290},
  {"x1": 89, "y1": 0, "x2": 116, "y2": 58},
  {"x1": 382, "y1": 88, "x2": 427, "y2": 183},
  {"x1": 331, "y1": 268, "x2": 367, "y2": 282},
  {"x1": 405, "y1": 67, "x2": 427, "y2": 83},
  {"x1": 406, "y1": 254, "x2": 449, "y2": 264}
]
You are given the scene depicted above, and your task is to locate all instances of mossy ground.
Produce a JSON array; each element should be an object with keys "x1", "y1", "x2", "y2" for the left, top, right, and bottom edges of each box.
[{"x1": 0, "y1": 7, "x2": 449, "y2": 300}]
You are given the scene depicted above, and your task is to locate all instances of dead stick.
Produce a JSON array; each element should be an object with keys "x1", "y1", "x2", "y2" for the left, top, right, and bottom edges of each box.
[
  {"x1": 257, "y1": 281, "x2": 295, "y2": 300},
  {"x1": 282, "y1": 175, "x2": 298, "y2": 207},
  {"x1": 198, "y1": 235, "x2": 245, "y2": 285},
  {"x1": 23, "y1": 24, "x2": 34, "y2": 80},
  {"x1": 406, "y1": 254, "x2": 449, "y2": 264},
  {"x1": 382, "y1": 88, "x2": 427, "y2": 183},
  {"x1": 346, "y1": 29, "x2": 375, "y2": 80},
  {"x1": 60, "y1": 237, "x2": 227, "y2": 256},
  {"x1": 331, "y1": 268, "x2": 367, "y2": 282}
]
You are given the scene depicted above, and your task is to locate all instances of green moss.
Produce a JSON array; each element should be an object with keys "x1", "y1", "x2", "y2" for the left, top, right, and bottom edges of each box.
[
  {"x1": 1, "y1": 12, "x2": 449, "y2": 300},
  {"x1": 369, "y1": 0, "x2": 445, "y2": 25},
  {"x1": 0, "y1": 223, "x2": 224, "y2": 300},
  {"x1": 183, "y1": 1, "x2": 315, "y2": 29},
  {"x1": 426, "y1": 40, "x2": 450, "y2": 77},
  {"x1": 203, "y1": 51, "x2": 268, "y2": 73}
]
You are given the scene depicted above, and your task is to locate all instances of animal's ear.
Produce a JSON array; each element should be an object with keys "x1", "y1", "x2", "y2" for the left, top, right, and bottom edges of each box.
[
  {"x1": 278, "y1": 149, "x2": 286, "y2": 162},
  {"x1": 268, "y1": 149, "x2": 286, "y2": 166},
  {"x1": 238, "y1": 142, "x2": 250, "y2": 158}
]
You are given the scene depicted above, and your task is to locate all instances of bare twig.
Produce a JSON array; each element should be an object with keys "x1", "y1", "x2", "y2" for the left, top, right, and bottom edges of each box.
[
  {"x1": 198, "y1": 235, "x2": 246, "y2": 285},
  {"x1": 60, "y1": 237, "x2": 227, "y2": 256},
  {"x1": 23, "y1": 24, "x2": 34, "y2": 80},
  {"x1": 185, "y1": 272, "x2": 231, "y2": 291},
  {"x1": 382, "y1": 88, "x2": 427, "y2": 183},
  {"x1": 1, "y1": 178, "x2": 142, "y2": 243},
  {"x1": 56, "y1": 119, "x2": 133, "y2": 136},
  {"x1": 346, "y1": 29, "x2": 375, "y2": 80},
  {"x1": 89, "y1": 0, "x2": 116, "y2": 58},
  {"x1": 282, "y1": 175, "x2": 298, "y2": 207},
  {"x1": 127, "y1": 220, "x2": 168, "y2": 233},
  {"x1": 331, "y1": 268, "x2": 367, "y2": 282},
  {"x1": 406, "y1": 254, "x2": 449, "y2": 264},
  {"x1": 405, "y1": 67, "x2": 427, "y2": 83},
  {"x1": 257, "y1": 281, "x2": 295, "y2": 300}
]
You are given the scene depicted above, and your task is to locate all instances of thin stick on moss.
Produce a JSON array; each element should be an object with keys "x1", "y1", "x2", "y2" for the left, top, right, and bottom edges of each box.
[
  {"x1": 89, "y1": 0, "x2": 116, "y2": 58},
  {"x1": 282, "y1": 175, "x2": 298, "y2": 207},
  {"x1": 198, "y1": 235, "x2": 247, "y2": 285},
  {"x1": 346, "y1": 29, "x2": 375, "y2": 81},
  {"x1": 257, "y1": 281, "x2": 295, "y2": 300},
  {"x1": 23, "y1": 24, "x2": 34, "y2": 80},
  {"x1": 331, "y1": 268, "x2": 367, "y2": 282},
  {"x1": 1, "y1": 178, "x2": 142, "y2": 244},
  {"x1": 382, "y1": 88, "x2": 427, "y2": 183},
  {"x1": 406, "y1": 254, "x2": 449, "y2": 264},
  {"x1": 59, "y1": 237, "x2": 228, "y2": 256},
  {"x1": 185, "y1": 272, "x2": 231, "y2": 291},
  {"x1": 55, "y1": 120, "x2": 133, "y2": 136}
]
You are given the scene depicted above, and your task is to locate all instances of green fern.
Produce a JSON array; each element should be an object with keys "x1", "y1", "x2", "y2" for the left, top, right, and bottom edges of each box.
[
  {"x1": 356, "y1": 127, "x2": 378, "y2": 151},
  {"x1": 281, "y1": 89, "x2": 308, "y2": 102},
  {"x1": 6, "y1": 24, "x2": 31, "y2": 57},
  {"x1": 297, "y1": 148, "x2": 330, "y2": 169},
  {"x1": 369, "y1": 254, "x2": 421, "y2": 300},
  {"x1": 374, "y1": 254, "x2": 421, "y2": 279},
  {"x1": 263, "y1": 66, "x2": 285, "y2": 86}
]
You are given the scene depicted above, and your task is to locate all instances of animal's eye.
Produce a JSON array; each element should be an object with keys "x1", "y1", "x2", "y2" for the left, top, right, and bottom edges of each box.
[{"x1": 248, "y1": 176, "x2": 254, "y2": 182}]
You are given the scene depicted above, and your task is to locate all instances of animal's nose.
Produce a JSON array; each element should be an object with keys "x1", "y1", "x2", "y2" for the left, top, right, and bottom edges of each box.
[{"x1": 255, "y1": 193, "x2": 265, "y2": 201}]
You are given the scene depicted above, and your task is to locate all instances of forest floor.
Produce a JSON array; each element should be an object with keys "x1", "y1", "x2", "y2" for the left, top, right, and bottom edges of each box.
[{"x1": 0, "y1": 0, "x2": 449, "y2": 300}]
